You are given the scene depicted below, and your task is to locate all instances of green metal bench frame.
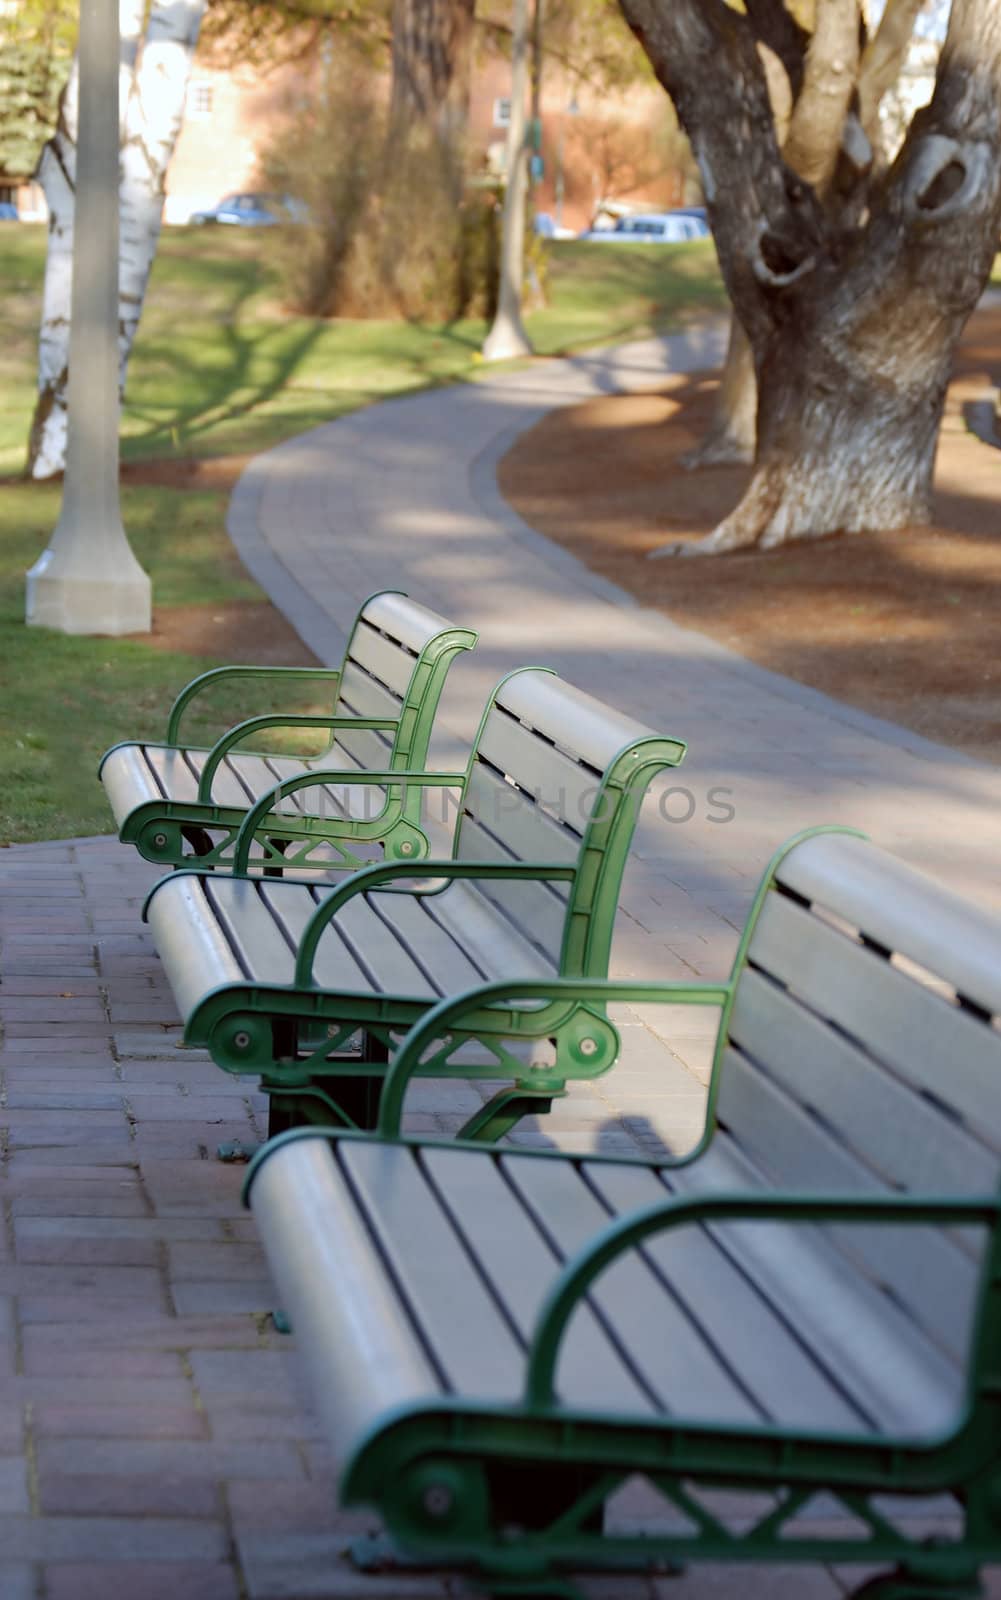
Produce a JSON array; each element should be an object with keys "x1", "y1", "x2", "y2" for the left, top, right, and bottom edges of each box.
[
  {"x1": 98, "y1": 589, "x2": 476, "y2": 871},
  {"x1": 146, "y1": 667, "x2": 686, "y2": 1139},
  {"x1": 244, "y1": 824, "x2": 1001, "y2": 1600}
]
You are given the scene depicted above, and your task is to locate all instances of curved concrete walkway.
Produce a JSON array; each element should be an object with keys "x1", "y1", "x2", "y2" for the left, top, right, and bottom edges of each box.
[{"x1": 228, "y1": 322, "x2": 1001, "y2": 933}]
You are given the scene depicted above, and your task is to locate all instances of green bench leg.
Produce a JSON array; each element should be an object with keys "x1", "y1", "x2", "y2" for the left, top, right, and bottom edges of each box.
[
  {"x1": 218, "y1": 1033, "x2": 390, "y2": 1161},
  {"x1": 456, "y1": 1087, "x2": 565, "y2": 1143},
  {"x1": 181, "y1": 824, "x2": 214, "y2": 858}
]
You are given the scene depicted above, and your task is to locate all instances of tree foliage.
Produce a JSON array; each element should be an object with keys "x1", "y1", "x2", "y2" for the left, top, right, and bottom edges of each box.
[{"x1": 0, "y1": 0, "x2": 75, "y2": 179}]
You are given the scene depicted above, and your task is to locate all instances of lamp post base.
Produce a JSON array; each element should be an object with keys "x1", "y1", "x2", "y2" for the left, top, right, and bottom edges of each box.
[
  {"x1": 482, "y1": 312, "x2": 534, "y2": 363},
  {"x1": 26, "y1": 556, "x2": 152, "y2": 637}
]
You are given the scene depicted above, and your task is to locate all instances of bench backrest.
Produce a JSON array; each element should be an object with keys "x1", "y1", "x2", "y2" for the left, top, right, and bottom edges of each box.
[
  {"x1": 453, "y1": 667, "x2": 686, "y2": 973},
  {"x1": 332, "y1": 591, "x2": 476, "y2": 780},
  {"x1": 718, "y1": 828, "x2": 1001, "y2": 1369}
]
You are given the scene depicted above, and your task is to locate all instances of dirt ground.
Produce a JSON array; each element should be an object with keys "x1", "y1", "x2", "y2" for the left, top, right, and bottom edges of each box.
[{"x1": 499, "y1": 304, "x2": 1001, "y2": 763}]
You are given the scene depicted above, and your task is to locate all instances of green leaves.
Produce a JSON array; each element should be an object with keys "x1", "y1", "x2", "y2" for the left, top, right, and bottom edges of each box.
[{"x1": 0, "y1": 0, "x2": 75, "y2": 178}]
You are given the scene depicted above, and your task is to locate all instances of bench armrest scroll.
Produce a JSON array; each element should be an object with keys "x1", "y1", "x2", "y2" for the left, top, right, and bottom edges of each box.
[
  {"x1": 378, "y1": 977, "x2": 731, "y2": 1135},
  {"x1": 231, "y1": 769, "x2": 466, "y2": 871},
  {"x1": 294, "y1": 861, "x2": 579, "y2": 987},
  {"x1": 525, "y1": 1191, "x2": 1001, "y2": 1410},
  {"x1": 166, "y1": 666, "x2": 342, "y2": 745}
]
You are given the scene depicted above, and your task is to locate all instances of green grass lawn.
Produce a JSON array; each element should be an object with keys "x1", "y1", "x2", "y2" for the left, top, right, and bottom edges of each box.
[{"x1": 0, "y1": 224, "x2": 725, "y2": 841}]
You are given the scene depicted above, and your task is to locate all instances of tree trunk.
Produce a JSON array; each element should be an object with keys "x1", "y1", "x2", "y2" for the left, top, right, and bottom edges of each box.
[
  {"x1": 118, "y1": 0, "x2": 206, "y2": 393},
  {"x1": 684, "y1": 42, "x2": 791, "y2": 470},
  {"x1": 682, "y1": 314, "x2": 756, "y2": 467},
  {"x1": 621, "y1": 0, "x2": 1001, "y2": 555},
  {"x1": 389, "y1": 0, "x2": 475, "y2": 147},
  {"x1": 677, "y1": 274, "x2": 955, "y2": 554},
  {"x1": 26, "y1": 0, "x2": 201, "y2": 481}
]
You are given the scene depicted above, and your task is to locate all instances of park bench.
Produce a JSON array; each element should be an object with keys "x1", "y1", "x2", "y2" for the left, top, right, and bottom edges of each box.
[
  {"x1": 245, "y1": 825, "x2": 1001, "y2": 1600},
  {"x1": 144, "y1": 666, "x2": 686, "y2": 1138},
  {"x1": 98, "y1": 589, "x2": 476, "y2": 872}
]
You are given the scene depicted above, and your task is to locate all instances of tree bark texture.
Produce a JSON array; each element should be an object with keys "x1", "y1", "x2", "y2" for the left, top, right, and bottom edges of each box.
[
  {"x1": 27, "y1": 0, "x2": 203, "y2": 480},
  {"x1": 683, "y1": 41, "x2": 792, "y2": 470},
  {"x1": 389, "y1": 0, "x2": 475, "y2": 146},
  {"x1": 622, "y1": 0, "x2": 1001, "y2": 553}
]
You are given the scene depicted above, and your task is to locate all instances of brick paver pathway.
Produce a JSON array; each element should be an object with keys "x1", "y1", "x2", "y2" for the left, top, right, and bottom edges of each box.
[{"x1": 4, "y1": 325, "x2": 1001, "y2": 1596}]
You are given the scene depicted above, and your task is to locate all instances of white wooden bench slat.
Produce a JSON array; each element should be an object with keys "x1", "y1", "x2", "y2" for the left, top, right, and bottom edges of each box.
[
  {"x1": 419, "y1": 1147, "x2": 656, "y2": 1413},
  {"x1": 142, "y1": 745, "x2": 201, "y2": 805},
  {"x1": 338, "y1": 1141, "x2": 527, "y2": 1399},
  {"x1": 750, "y1": 890, "x2": 1001, "y2": 1148},
  {"x1": 716, "y1": 1046, "x2": 980, "y2": 1364},
  {"x1": 358, "y1": 592, "x2": 454, "y2": 656},
  {"x1": 497, "y1": 671, "x2": 656, "y2": 774},
  {"x1": 372, "y1": 893, "x2": 489, "y2": 992},
  {"x1": 731, "y1": 968, "x2": 998, "y2": 1197},
  {"x1": 251, "y1": 1136, "x2": 441, "y2": 1460},
  {"x1": 254, "y1": 883, "x2": 374, "y2": 994},
  {"x1": 203, "y1": 878, "x2": 299, "y2": 985},
  {"x1": 346, "y1": 624, "x2": 418, "y2": 700},
  {"x1": 333, "y1": 895, "x2": 441, "y2": 999},
  {"x1": 587, "y1": 1159, "x2": 865, "y2": 1431},
  {"x1": 146, "y1": 874, "x2": 245, "y2": 1020},
  {"x1": 427, "y1": 883, "x2": 558, "y2": 982},
  {"x1": 454, "y1": 812, "x2": 570, "y2": 962},
  {"x1": 777, "y1": 832, "x2": 1001, "y2": 1018},
  {"x1": 336, "y1": 660, "x2": 406, "y2": 721},
  {"x1": 475, "y1": 710, "x2": 601, "y2": 834},
  {"x1": 461, "y1": 765, "x2": 581, "y2": 866},
  {"x1": 499, "y1": 1154, "x2": 761, "y2": 1424},
  {"x1": 180, "y1": 750, "x2": 269, "y2": 810},
  {"x1": 671, "y1": 1129, "x2": 967, "y2": 1436},
  {"x1": 101, "y1": 743, "x2": 170, "y2": 828}
]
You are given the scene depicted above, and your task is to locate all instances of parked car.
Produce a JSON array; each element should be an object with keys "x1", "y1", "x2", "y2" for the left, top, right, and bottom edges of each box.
[
  {"x1": 579, "y1": 211, "x2": 710, "y2": 243},
  {"x1": 0, "y1": 202, "x2": 19, "y2": 222},
  {"x1": 189, "y1": 193, "x2": 305, "y2": 227},
  {"x1": 532, "y1": 211, "x2": 577, "y2": 240}
]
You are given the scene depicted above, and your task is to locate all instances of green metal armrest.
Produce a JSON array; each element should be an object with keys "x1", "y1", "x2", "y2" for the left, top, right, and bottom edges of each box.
[
  {"x1": 294, "y1": 860, "x2": 580, "y2": 987},
  {"x1": 526, "y1": 1190, "x2": 1001, "y2": 1410},
  {"x1": 196, "y1": 714, "x2": 401, "y2": 803},
  {"x1": 377, "y1": 976, "x2": 731, "y2": 1135},
  {"x1": 166, "y1": 665, "x2": 342, "y2": 745},
  {"x1": 231, "y1": 769, "x2": 467, "y2": 872}
]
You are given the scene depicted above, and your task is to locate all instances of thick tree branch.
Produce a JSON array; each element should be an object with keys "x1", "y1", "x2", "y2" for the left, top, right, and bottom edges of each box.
[
  {"x1": 782, "y1": 0, "x2": 861, "y2": 192},
  {"x1": 618, "y1": 0, "x2": 822, "y2": 343},
  {"x1": 744, "y1": 0, "x2": 807, "y2": 98},
  {"x1": 888, "y1": 0, "x2": 1001, "y2": 267},
  {"x1": 857, "y1": 0, "x2": 922, "y2": 136}
]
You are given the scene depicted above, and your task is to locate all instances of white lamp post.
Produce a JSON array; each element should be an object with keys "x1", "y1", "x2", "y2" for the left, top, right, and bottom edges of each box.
[
  {"x1": 482, "y1": 0, "x2": 533, "y2": 363},
  {"x1": 26, "y1": 0, "x2": 152, "y2": 635}
]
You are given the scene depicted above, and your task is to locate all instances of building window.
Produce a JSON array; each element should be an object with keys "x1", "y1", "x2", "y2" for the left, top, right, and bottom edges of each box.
[
  {"x1": 189, "y1": 82, "x2": 214, "y2": 118},
  {"x1": 493, "y1": 97, "x2": 511, "y2": 129}
]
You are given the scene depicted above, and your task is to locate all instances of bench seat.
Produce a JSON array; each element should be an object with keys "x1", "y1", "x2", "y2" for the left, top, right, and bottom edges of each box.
[
  {"x1": 145, "y1": 666, "x2": 686, "y2": 1138},
  {"x1": 246, "y1": 827, "x2": 1001, "y2": 1597},
  {"x1": 148, "y1": 871, "x2": 556, "y2": 1025},
  {"x1": 251, "y1": 1132, "x2": 963, "y2": 1449},
  {"x1": 99, "y1": 590, "x2": 475, "y2": 872},
  {"x1": 101, "y1": 739, "x2": 395, "y2": 830}
]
